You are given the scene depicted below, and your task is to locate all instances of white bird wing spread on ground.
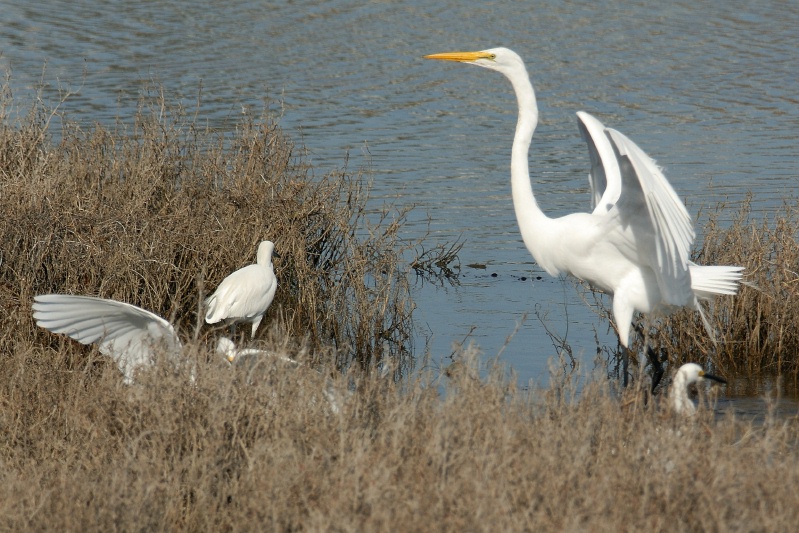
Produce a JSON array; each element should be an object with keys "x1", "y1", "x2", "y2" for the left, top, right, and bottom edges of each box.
[
  {"x1": 576, "y1": 111, "x2": 621, "y2": 215},
  {"x1": 604, "y1": 128, "x2": 696, "y2": 305},
  {"x1": 32, "y1": 294, "x2": 181, "y2": 382}
]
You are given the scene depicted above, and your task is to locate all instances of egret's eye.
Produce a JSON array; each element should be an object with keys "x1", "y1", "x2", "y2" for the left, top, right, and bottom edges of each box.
[{"x1": 488, "y1": 54, "x2": 497, "y2": 61}]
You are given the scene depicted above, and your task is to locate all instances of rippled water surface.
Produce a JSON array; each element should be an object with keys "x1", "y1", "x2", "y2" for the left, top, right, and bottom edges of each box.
[{"x1": 3, "y1": 1, "x2": 798, "y2": 410}]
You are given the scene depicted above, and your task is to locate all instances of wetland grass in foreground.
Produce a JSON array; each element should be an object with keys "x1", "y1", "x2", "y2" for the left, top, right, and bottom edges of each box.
[
  {"x1": 1, "y1": 343, "x2": 798, "y2": 531},
  {"x1": 1, "y1": 89, "x2": 799, "y2": 530}
]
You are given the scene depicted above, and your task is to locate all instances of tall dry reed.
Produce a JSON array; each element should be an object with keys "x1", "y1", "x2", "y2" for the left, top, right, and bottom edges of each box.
[
  {"x1": 2, "y1": 78, "x2": 798, "y2": 532},
  {"x1": 570, "y1": 194, "x2": 799, "y2": 388}
]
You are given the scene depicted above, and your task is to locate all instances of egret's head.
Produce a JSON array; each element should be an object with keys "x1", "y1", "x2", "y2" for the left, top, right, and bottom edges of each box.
[
  {"x1": 216, "y1": 337, "x2": 237, "y2": 363},
  {"x1": 679, "y1": 362, "x2": 727, "y2": 386},
  {"x1": 424, "y1": 47, "x2": 524, "y2": 76},
  {"x1": 256, "y1": 240, "x2": 276, "y2": 265}
]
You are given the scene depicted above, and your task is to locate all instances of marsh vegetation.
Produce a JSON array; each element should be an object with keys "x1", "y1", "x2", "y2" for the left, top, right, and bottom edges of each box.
[{"x1": 1, "y1": 88, "x2": 798, "y2": 530}]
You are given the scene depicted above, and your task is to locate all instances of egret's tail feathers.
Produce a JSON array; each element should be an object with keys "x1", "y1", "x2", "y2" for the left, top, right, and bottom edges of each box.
[{"x1": 689, "y1": 264, "x2": 744, "y2": 300}]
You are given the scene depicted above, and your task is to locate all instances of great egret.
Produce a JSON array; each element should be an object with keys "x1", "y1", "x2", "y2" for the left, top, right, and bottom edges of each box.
[
  {"x1": 32, "y1": 294, "x2": 190, "y2": 384},
  {"x1": 424, "y1": 48, "x2": 743, "y2": 384},
  {"x1": 669, "y1": 363, "x2": 726, "y2": 416},
  {"x1": 205, "y1": 240, "x2": 278, "y2": 338}
]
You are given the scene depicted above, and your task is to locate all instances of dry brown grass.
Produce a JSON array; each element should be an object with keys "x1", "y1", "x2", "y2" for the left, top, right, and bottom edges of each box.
[
  {"x1": 578, "y1": 195, "x2": 799, "y2": 389},
  {"x1": 1, "y1": 340, "x2": 798, "y2": 532},
  {"x1": 0, "y1": 85, "x2": 452, "y2": 373},
  {"x1": 3, "y1": 82, "x2": 799, "y2": 531}
]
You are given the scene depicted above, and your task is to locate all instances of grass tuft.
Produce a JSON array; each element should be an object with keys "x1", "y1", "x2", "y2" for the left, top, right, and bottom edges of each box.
[
  {"x1": 639, "y1": 197, "x2": 799, "y2": 385},
  {"x1": 2, "y1": 78, "x2": 799, "y2": 531}
]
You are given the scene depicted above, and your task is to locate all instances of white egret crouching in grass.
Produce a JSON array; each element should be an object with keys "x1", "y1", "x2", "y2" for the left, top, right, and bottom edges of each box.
[
  {"x1": 215, "y1": 337, "x2": 300, "y2": 367},
  {"x1": 424, "y1": 48, "x2": 743, "y2": 387},
  {"x1": 215, "y1": 337, "x2": 343, "y2": 413},
  {"x1": 32, "y1": 294, "x2": 192, "y2": 385},
  {"x1": 669, "y1": 363, "x2": 727, "y2": 416},
  {"x1": 205, "y1": 240, "x2": 278, "y2": 339}
]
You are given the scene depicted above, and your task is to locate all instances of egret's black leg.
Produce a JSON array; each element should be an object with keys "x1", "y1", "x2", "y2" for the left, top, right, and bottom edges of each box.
[
  {"x1": 622, "y1": 346, "x2": 630, "y2": 388},
  {"x1": 648, "y1": 344, "x2": 665, "y2": 393},
  {"x1": 634, "y1": 323, "x2": 665, "y2": 393},
  {"x1": 230, "y1": 322, "x2": 245, "y2": 345}
]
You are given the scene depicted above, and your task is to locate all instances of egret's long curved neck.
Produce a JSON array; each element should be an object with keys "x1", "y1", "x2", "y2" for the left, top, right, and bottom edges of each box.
[{"x1": 503, "y1": 64, "x2": 556, "y2": 270}]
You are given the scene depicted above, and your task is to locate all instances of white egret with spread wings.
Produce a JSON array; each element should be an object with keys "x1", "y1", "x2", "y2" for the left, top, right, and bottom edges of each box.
[{"x1": 425, "y1": 48, "x2": 743, "y2": 385}]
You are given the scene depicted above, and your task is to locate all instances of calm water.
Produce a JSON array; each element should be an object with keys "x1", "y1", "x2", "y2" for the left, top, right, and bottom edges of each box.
[{"x1": 2, "y1": 1, "x2": 798, "y2": 410}]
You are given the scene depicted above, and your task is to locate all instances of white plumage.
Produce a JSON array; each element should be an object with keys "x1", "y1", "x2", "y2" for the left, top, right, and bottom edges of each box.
[
  {"x1": 576, "y1": 111, "x2": 743, "y2": 339},
  {"x1": 32, "y1": 294, "x2": 185, "y2": 384},
  {"x1": 205, "y1": 240, "x2": 278, "y2": 338}
]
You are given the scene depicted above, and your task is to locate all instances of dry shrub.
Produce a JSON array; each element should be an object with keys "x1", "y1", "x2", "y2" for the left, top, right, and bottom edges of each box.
[
  {"x1": 637, "y1": 197, "x2": 799, "y2": 385},
  {"x1": 0, "y1": 85, "x2": 448, "y2": 371},
  {"x1": 1, "y1": 341, "x2": 797, "y2": 531}
]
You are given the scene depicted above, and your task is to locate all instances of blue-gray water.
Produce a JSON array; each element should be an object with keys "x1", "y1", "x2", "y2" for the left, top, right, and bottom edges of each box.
[{"x1": 2, "y1": 1, "x2": 798, "y2": 405}]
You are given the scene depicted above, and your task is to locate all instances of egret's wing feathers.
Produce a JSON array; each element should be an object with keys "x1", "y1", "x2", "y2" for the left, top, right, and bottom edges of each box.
[
  {"x1": 576, "y1": 111, "x2": 621, "y2": 214},
  {"x1": 33, "y1": 294, "x2": 181, "y2": 383},
  {"x1": 605, "y1": 128, "x2": 695, "y2": 305}
]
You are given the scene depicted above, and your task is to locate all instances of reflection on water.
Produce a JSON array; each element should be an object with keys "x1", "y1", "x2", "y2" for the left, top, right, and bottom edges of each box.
[
  {"x1": 716, "y1": 375, "x2": 799, "y2": 422},
  {"x1": 717, "y1": 397, "x2": 799, "y2": 424},
  {"x1": 726, "y1": 374, "x2": 799, "y2": 399},
  {"x1": 1, "y1": 0, "x2": 798, "y2": 411}
]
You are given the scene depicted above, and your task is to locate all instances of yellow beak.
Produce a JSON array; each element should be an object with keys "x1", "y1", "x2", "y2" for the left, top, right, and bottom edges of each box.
[{"x1": 423, "y1": 51, "x2": 494, "y2": 63}]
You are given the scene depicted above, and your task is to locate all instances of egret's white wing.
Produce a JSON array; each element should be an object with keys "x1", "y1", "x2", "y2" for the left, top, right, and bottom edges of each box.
[
  {"x1": 33, "y1": 294, "x2": 182, "y2": 384},
  {"x1": 576, "y1": 111, "x2": 621, "y2": 214},
  {"x1": 605, "y1": 129, "x2": 695, "y2": 305}
]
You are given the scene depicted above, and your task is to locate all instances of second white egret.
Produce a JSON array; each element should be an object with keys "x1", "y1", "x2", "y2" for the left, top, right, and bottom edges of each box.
[
  {"x1": 215, "y1": 337, "x2": 300, "y2": 367},
  {"x1": 205, "y1": 240, "x2": 278, "y2": 339},
  {"x1": 669, "y1": 363, "x2": 727, "y2": 416}
]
